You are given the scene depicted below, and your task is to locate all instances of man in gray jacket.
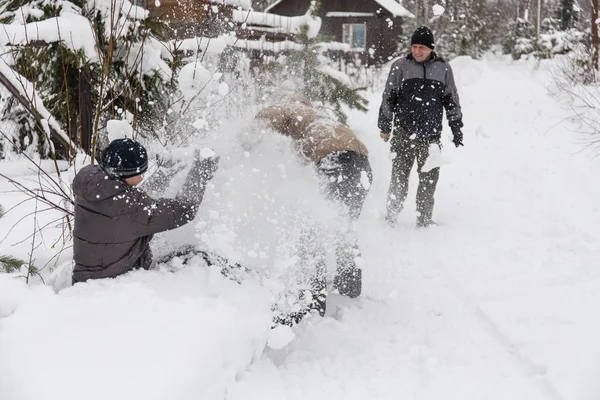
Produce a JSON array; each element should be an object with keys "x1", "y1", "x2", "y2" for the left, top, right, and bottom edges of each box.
[
  {"x1": 72, "y1": 139, "x2": 218, "y2": 284},
  {"x1": 378, "y1": 26, "x2": 463, "y2": 227}
]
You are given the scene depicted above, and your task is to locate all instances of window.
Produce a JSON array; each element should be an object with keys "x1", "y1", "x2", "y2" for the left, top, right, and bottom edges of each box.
[{"x1": 342, "y1": 23, "x2": 367, "y2": 50}]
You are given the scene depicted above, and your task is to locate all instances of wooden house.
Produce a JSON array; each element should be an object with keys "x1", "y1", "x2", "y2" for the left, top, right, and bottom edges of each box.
[{"x1": 265, "y1": 0, "x2": 414, "y2": 64}]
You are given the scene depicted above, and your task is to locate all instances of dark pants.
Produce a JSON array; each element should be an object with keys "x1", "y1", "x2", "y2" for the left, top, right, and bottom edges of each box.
[
  {"x1": 155, "y1": 246, "x2": 250, "y2": 283},
  {"x1": 275, "y1": 151, "x2": 372, "y2": 325},
  {"x1": 386, "y1": 133, "x2": 440, "y2": 226},
  {"x1": 316, "y1": 151, "x2": 373, "y2": 300}
]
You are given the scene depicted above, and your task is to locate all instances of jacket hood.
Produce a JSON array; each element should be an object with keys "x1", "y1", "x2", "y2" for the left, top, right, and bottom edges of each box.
[{"x1": 72, "y1": 164, "x2": 129, "y2": 203}]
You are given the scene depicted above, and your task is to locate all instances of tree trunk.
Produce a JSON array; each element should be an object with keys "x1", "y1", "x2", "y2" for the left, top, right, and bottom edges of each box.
[
  {"x1": 593, "y1": 0, "x2": 599, "y2": 71},
  {"x1": 78, "y1": 67, "x2": 93, "y2": 156}
]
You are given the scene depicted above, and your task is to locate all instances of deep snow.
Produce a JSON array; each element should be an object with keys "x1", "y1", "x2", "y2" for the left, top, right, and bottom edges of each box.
[{"x1": 1, "y1": 54, "x2": 600, "y2": 400}]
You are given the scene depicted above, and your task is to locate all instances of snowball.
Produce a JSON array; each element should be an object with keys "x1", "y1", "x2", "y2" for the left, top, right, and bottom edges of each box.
[
  {"x1": 433, "y1": 4, "x2": 445, "y2": 16},
  {"x1": 218, "y1": 82, "x2": 230, "y2": 96},
  {"x1": 421, "y1": 143, "x2": 451, "y2": 173},
  {"x1": 267, "y1": 325, "x2": 295, "y2": 349},
  {"x1": 360, "y1": 170, "x2": 371, "y2": 190}
]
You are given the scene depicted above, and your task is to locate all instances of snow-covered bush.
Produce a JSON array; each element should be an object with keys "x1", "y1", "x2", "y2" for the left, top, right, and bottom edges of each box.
[
  {"x1": 502, "y1": 18, "x2": 536, "y2": 60},
  {"x1": 0, "y1": 0, "x2": 175, "y2": 159},
  {"x1": 536, "y1": 28, "x2": 589, "y2": 59}
]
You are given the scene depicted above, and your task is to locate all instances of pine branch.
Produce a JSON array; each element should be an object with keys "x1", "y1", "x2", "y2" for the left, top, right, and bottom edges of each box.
[{"x1": 0, "y1": 255, "x2": 25, "y2": 273}]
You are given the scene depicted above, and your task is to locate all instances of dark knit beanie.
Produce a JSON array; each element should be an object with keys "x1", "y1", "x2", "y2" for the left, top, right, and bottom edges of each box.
[
  {"x1": 101, "y1": 138, "x2": 148, "y2": 179},
  {"x1": 411, "y1": 26, "x2": 435, "y2": 50}
]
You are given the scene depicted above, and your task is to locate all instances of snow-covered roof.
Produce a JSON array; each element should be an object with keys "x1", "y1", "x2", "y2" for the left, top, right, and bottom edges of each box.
[
  {"x1": 209, "y1": 0, "x2": 253, "y2": 9},
  {"x1": 374, "y1": 0, "x2": 414, "y2": 18},
  {"x1": 264, "y1": 0, "x2": 283, "y2": 13},
  {"x1": 325, "y1": 12, "x2": 375, "y2": 17},
  {"x1": 233, "y1": 9, "x2": 321, "y2": 39},
  {"x1": 265, "y1": 0, "x2": 414, "y2": 19}
]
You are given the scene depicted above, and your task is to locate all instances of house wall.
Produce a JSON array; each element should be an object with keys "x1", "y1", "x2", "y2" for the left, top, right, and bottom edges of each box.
[{"x1": 146, "y1": 0, "x2": 231, "y2": 38}]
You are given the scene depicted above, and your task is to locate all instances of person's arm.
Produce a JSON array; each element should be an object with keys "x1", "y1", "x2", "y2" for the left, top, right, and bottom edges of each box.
[
  {"x1": 128, "y1": 153, "x2": 219, "y2": 236},
  {"x1": 442, "y1": 63, "x2": 464, "y2": 147},
  {"x1": 378, "y1": 60, "x2": 402, "y2": 140},
  {"x1": 127, "y1": 190, "x2": 198, "y2": 237}
]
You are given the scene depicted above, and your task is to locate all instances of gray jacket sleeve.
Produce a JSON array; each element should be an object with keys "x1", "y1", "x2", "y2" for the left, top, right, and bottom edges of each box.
[
  {"x1": 125, "y1": 154, "x2": 219, "y2": 238},
  {"x1": 378, "y1": 59, "x2": 403, "y2": 134},
  {"x1": 442, "y1": 63, "x2": 463, "y2": 131},
  {"x1": 129, "y1": 189, "x2": 198, "y2": 237}
]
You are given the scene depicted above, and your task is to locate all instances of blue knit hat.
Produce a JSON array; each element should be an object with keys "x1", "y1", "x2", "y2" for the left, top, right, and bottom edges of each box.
[{"x1": 101, "y1": 139, "x2": 148, "y2": 179}]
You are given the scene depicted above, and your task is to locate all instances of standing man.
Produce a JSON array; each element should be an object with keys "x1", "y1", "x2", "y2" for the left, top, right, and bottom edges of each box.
[{"x1": 378, "y1": 26, "x2": 464, "y2": 227}]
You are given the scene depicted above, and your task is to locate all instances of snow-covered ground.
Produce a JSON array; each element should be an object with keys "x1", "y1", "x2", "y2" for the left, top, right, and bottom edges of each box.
[{"x1": 2, "y1": 54, "x2": 600, "y2": 400}]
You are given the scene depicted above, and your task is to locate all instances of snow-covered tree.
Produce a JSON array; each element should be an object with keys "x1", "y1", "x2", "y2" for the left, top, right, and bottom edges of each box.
[
  {"x1": 0, "y1": 0, "x2": 173, "y2": 159},
  {"x1": 286, "y1": 24, "x2": 368, "y2": 124}
]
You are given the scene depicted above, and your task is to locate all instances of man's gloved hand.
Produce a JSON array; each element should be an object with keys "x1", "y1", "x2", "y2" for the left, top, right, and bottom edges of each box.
[
  {"x1": 452, "y1": 128, "x2": 464, "y2": 147},
  {"x1": 196, "y1": 155, "x2": 220, "y2": 184},
  {"x1": 178, "y1": 150, "x2": 220, "y2": 205}
]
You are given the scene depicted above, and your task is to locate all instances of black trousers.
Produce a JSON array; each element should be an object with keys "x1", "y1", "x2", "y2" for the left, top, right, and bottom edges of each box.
[{"x1": 315, "y1": 150, "x2": 373, "y2": 299}]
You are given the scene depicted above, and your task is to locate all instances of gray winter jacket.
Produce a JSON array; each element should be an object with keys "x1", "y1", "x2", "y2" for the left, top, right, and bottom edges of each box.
[
  {"x1": 72, "y1": 165, "x2": 201, "y2": 283},
  {"x1": 378, "y1": 53, "x2": 463, "y2": 142}
]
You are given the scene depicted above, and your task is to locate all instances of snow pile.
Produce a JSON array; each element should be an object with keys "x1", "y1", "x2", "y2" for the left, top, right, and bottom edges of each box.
[
  {"x1": 0, "y1": 261, "x2": 272, "y2": 400},
  {"x1": 107, "y1": 120, "x2": 134, "y2": 141}
]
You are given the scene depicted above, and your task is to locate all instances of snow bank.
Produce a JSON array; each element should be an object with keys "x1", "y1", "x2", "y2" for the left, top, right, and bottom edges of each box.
[
  {"x1": 449, "y1": 56, "x2": 486, "y2": 88},
  {"x1": 0, "y1": 262, "x2": 272, "y2": 400}
]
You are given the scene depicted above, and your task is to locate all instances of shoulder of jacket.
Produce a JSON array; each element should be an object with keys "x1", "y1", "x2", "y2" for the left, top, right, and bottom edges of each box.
[{"x1": 390, "y1": 57, "x2": 407, "y2": 70}]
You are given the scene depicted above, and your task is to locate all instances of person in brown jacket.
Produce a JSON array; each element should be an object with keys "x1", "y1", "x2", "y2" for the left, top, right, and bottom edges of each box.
[
  {"x1": 255, "y1": 94, "x2": 373, "y2": 321},
  {"x1": 71, "y1": 138, "x2": 219, "y2": 284}
]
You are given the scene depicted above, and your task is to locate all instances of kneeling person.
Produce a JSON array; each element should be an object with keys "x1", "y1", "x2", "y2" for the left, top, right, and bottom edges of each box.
[{"x1": 72, "y1": 139, "x2": 218, "y2": 284}]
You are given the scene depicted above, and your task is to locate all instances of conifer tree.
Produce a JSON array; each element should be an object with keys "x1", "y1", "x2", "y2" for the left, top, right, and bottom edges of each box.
[{"x1": 287, "y1": 24, "x2": 368, "y2": 124}]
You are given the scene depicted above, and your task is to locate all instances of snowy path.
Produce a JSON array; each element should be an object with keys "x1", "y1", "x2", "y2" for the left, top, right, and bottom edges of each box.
[{"x1": 227, "y1": 58, "x2": 600, "y2": 400}]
